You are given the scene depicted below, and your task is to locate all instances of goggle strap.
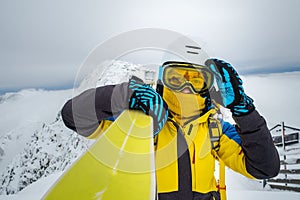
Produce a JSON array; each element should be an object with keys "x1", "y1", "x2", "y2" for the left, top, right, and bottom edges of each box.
[{"x1": 158, "y1": 65, "x2": 163, "y2": 80}]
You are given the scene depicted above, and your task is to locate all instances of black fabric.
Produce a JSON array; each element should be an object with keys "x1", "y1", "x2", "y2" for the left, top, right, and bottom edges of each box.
[
  {"x1": 61, "y1": 83, "x2": 129, "y2": 137},
  {"x1": 209, "y1": 87, "x2": 223, "y2": 107},
  {"x1": 158, "y1": 128, "x2": 193, "y2": 200},
  {"x1": 193, "y1": 191, "x2": 220, "y2": 200},
  {"x1": 156, "y1": 80, "x2": 164, "y2": 96},
  {"x1": 177, "y1": 129, "x2": 193, "y2": 197},
  {"x1": 233, "y1": 110, "x2": 280, "y2": 179}
]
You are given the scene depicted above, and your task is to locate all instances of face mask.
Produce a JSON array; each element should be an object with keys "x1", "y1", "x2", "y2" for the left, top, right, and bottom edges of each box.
[{"x1": 163, "y1": 87, "x2": 206, "y2": 123}]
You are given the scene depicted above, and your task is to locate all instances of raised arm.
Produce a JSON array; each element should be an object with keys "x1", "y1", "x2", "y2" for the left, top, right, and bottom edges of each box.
[{"x1": 206, "y1": 59, "x2": 280, "y2": 179}]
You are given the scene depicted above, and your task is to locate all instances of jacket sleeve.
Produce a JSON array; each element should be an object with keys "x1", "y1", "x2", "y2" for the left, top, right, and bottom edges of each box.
[
  {"x1": 61, "y1": 83, "x2": 129, "y2": 137},
  {"x1": 233, "y1": 109, "x2": 280, "y2": 179}
]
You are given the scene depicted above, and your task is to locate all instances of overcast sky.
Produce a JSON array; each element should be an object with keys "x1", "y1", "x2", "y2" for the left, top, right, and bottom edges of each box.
[{"x1": 1, "y1": 0, "x2": 300, "y2": 93}]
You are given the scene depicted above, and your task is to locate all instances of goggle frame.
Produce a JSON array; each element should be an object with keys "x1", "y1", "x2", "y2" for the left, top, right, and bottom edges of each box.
[{"x1": 160, "y1": 61, "x2": 214, "y2": 94}]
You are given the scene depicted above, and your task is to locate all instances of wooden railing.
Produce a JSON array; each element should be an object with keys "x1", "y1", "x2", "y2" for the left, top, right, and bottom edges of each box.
[{"x1": 266, "y1": 156, "x2": 300, "y2": 192}]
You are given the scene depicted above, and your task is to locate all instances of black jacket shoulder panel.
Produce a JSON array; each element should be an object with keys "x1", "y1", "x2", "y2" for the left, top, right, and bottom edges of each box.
[{"x1": 61, "y1": 83, "x2": 129, "y2": 137}]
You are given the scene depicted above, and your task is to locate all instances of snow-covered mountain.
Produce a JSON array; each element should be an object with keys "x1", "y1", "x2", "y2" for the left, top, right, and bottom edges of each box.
[
  {"x1": 0, "y1": 60, "x2": 300, "y2": 199},
  {"x1": 0, "y1": 88, "x2": 91, "y2": 195},
  {"x1": 0, "y1": 60, "x2": 154, "y2": 195},
  {"x1": 0, "y1": 116, "x2": 89, "y2": 195}
]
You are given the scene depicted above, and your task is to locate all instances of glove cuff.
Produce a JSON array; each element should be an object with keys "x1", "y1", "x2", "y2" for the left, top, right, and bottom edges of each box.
[
  {"x1": 231, "y1": 95, "x2": 255, "y2": 116},
  {"x1": 127, "y1": 76, "x2": 169, "y2": 135}
]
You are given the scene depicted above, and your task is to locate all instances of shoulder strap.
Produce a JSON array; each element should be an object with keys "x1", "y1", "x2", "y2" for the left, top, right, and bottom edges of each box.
[
  {"x1": 208, "y1": 109, "x2": 227, "y2": 200},
  {"x1": 208, "y1": 116, "x2": 222, "y2": 151}
]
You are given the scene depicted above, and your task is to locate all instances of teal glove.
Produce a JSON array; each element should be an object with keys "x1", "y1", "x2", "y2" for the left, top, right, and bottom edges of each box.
[
  {"x1": 205, "y1": 59, "x2": 255, "y2": 116},
  {"x1": 128, "y1": 76, "x2": 168, "y2": 135}
]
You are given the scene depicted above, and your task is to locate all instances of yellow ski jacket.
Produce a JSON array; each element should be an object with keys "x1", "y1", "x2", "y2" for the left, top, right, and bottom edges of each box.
[{"x1": 61, "y1": 84, "x2": 280, "y2": 196}]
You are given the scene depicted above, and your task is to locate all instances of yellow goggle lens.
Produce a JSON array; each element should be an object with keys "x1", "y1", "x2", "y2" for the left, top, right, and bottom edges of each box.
[{"x1": 162, "y1": 64, "x2": 212, "y2": 93}]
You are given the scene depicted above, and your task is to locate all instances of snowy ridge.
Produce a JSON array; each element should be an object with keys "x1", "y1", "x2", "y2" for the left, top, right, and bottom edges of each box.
[{"x1": 75, "y1": 60, "x2": 154, "y2": 95}]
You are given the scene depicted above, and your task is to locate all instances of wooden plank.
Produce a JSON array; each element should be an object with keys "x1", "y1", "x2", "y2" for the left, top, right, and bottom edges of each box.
[
  {"x1": 268, "y1": 179, "x2": 300, "y2": 184},
  {"x1": 269, "y1": 184, "x2": 300, "y2": 192},
  {"x1": 279, "y1": 169, "x2": 300, "y2": 174},
  {"x1": 280, "y1": 159, "x2": 300, "y2": 165}
]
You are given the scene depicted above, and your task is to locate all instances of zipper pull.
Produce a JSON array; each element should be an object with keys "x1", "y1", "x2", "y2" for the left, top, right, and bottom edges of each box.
[
  {"x1": 192, "y1": 148, "x2": 195, "y2": 164},
  {"x1": 187, "y1": 124, "x2": 193, "y2": 135}
]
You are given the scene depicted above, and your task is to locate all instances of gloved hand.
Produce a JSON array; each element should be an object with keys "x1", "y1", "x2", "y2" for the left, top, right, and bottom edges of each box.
[
  {"x1": 128, "y1": 76, "x2": 169, "y2": 135},
  {"x1": 205, "y1": 59, "x2": 255, "y2": 116}
]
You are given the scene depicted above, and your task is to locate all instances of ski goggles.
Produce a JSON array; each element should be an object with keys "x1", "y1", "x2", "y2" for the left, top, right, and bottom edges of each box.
[{"x1": 160, "y1": 62, "x2": 214, "y2": 94}]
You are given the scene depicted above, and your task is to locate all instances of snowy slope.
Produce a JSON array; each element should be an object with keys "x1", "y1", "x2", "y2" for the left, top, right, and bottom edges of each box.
[{"x1": 0, "y1": 60, "x2": 300, "y2": 199}]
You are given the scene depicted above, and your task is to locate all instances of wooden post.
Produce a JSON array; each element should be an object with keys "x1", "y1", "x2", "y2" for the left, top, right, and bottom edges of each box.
[
  {"x1": 282, "y1": 121, "x2": 286, "y2": 151},
  {"x1": 282, "y1": 121, "x2": 287, "y2": 186}
]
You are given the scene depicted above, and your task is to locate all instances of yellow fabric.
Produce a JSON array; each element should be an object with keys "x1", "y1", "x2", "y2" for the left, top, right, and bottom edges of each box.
[
  {"x1": 154, "y1": 122, "x2": 179, "y2": 191},
  {"x1": 162, "y1": 87, "x2": 206, "y2": 125},
  {"x1": 211, "y1": 150, "x2": 227, "y2": 200},
  {"x1": 155, "y1": 109, "x2": 218, "y2": 193},
  {"x1": 218, "y1": 134, "x2": 255, "y2": 180}
]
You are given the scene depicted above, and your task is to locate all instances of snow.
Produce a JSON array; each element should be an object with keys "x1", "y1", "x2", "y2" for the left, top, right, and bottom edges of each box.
[
  {"x1": 0, "y1": 173, "x2": 62, "y2": 200},
  {"x1": 1, "y1": 171, "x2": 300, "y2": 200},
  {"x1": 228, "y1": 190, "x2": 300, "y2": 200},
  {"x1": 0, "y1": 122, "x2": 41, "y2": 172},
  {"x1": 1, "y1": 60, "x2": 300, "y2": 199},
  {"x1": 0, "y1": 89, "x2": 72, "y2": 135}
]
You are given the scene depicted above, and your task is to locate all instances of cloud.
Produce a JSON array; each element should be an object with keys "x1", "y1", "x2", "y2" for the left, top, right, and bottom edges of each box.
[
  {"x1": 0, "y1": 64, "x2": 76, "y2": 91},
  {"x1": 1, "y1": 0, "x2": 300, "y2": 92}
]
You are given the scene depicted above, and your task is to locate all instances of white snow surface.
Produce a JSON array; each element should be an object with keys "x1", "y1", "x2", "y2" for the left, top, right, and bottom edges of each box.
[{"x1": 0, "y1": 60, "x2": 300, "y2": 199}]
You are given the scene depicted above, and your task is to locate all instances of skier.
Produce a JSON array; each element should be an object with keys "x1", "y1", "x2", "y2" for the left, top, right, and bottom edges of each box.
[{"x1": 61, "y1": 59, "x2": 280, "y2": 200}]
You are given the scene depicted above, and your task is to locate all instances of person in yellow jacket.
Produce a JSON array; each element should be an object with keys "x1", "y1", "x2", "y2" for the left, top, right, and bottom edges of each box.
[{"x1": 61, "y1": 59, "x2": 280, "y2": 200}]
